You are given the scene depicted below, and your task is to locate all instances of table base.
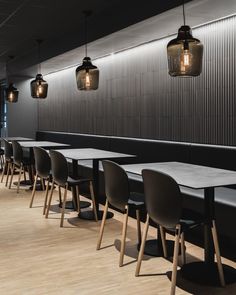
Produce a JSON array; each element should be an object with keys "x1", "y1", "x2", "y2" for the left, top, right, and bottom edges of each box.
[
  {"x1": 29, "y1": 181, "x2": 47, "y2": 191},
  {"x1": 58, "y1": 200, "x2": 91, "y2": 210},
  {"x1": 13, "y1": 180, "x2": 31, "y2": 186},
  {"x1": 78, "y1": 209, "x2": 114, "y2": 221},
  {"x1": 181, "y1": 262, "x2": 236, "y2": 286},
  {"x1": 142, "y1": 239, "x2": 180, "y2": 257}
]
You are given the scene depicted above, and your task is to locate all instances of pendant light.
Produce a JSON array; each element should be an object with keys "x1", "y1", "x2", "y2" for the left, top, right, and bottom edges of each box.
[
  {"x1": 5, "y1": 56, "x2": 19, "y2": 103},
  {"x1": 75, "y1": 10, "x2": 99, "y2": 90},
  {"x1": 30, "y1": 39, "x2": 48, "y2": 98},
  {"x1": 167, "y1": 0, "x2": 203, "y2": 77}
]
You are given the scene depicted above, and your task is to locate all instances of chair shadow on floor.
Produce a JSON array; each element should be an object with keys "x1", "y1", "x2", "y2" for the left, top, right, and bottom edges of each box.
[
  {"x1": 166, "y1": 269, "x2": 236, "y2": 295},
  {"x1": 114, "y1": 238, "x2": 151, "y2": 263},
  {"x1": 46, "y1": 202, "x2": 63, "y2": 214}
]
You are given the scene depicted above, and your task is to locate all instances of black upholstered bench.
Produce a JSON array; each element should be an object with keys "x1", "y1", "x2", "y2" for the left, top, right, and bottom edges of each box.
[{"x1": 36, "y1": 130, "x2": 236, "y2": 259}]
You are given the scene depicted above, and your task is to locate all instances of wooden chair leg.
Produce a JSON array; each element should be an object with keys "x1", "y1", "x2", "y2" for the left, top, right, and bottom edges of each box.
[
  {"x1": 89, "y1": 181, "x2": 98, "y2": 222},
  {"x1": 16, "y1": 164, "x2": 22, "y2": 193},
  {"x1": 45, "y1": 180, "x2": 55, "y2": 218},
  {"x1": 1, "y1": 161, "x2": 6, "y2": 183},
  {"x1": 75, "y1": 185, "x2": 81, "y2": 214},
  {"x1": 96, "y1": 199, "x2": 108, "y2": 250},
  {"x1": 160, "y1": 225, "x2": 168, "y2": 258},
  {"x1": 60, "y1": 184, "x2": 68, "y2": 227},
  {"x1": 171, "y1": 224, "x2": 181, "y2": 295},
  {"x1": 211, "y1": 220, "x2": 225, "y2": 287},
  {"x1": 29, "y1": 173, "x2": 38, "y2": 208},
  {"x1": 8, "y1": 163, "x2": 14, "y2": 189},
  {"x1": 43, "y1": 180, "x2": 50, "y2": 215},
  {"x1": 181, "y1": 232, "x2": 186, "y2": 265},
  {"x1": 6, "y1": 162, "x2": 11, "y2": 187},
  {"x1": 136, "y1": 209, "x2": 142, "y2": 246},
  {"x1": 135, "y1": 215, "x2": 149, "y2": 276},
  {"x1": 119, "y1": 205, "x2": 129, "y2": 267}
]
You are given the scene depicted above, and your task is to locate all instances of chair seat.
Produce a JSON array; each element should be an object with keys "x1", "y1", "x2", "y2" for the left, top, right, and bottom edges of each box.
[
  {"x1": 128, "y1": 192, "x2": 145, "y2": 208},
  {"x1": 22, "y1": 157, "x2": 33, "y2": 166},
  {"x1": 167, "y1": 209, "x2": 204, "y2": 232},
  {"x1": 67, "y1": 176, "x2": 92, "y2": 186}
]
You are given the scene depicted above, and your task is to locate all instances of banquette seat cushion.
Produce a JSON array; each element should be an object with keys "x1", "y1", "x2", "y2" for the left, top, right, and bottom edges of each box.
[{"x1": 36, "y1": 131, "x2": 236, "y2": 256}]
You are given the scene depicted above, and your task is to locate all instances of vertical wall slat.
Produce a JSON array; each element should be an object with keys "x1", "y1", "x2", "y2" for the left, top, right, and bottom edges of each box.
[{"x1": 38, "y1": 15, "x2": 236, "y2": 145}]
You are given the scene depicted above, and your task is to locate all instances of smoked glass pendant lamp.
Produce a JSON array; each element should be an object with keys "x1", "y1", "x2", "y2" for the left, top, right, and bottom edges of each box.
[
  {"x1": 5, "y1": 56, "x2": 19, "y2": 103},
  {"x1": 30, "y1": 40, "x2": 48, "y2": 98},
  {"x1": 6, "y1": 83, "x2": 19, "y2": 103},
  {"x1": 167, "y1": 0, "x2": 203, "y2": 77},
  {"x1": 75, "y1": 10, "x2": 99, "y2": 90}
]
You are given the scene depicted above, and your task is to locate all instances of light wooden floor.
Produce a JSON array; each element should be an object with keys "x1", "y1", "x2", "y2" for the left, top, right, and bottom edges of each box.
[{"x1": 0, "y1": 177, "x2": 236, "y2": 295}]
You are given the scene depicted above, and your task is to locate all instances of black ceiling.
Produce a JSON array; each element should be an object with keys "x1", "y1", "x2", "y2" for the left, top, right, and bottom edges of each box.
[{"x1": 1, "y1": 0, "x2": 192, "y2": 75}]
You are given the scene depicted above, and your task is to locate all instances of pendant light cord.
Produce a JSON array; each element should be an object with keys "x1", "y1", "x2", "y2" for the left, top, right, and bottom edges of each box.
[
  {"x1": 85, "y1": 13, "x2": 88, "y2": 57},
  {"x1": 6, "y1": 59, "x2": 8, "y2": 84},
  {"x1": 182, "y1": 0, "x2": 186, "y2": 26},
  {"x1": 37, "y1": 40, "x2": 41, "y2": 73},
  {"x1": 6, "y1": 56, "x2": 14, "y2": 85},
  {"x1": 83, "y1": 10, "x2": 92, "y2": 57}
]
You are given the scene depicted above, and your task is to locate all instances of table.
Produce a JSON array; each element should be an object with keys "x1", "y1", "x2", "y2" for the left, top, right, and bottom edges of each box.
[
  {"x1": 1, "y1": 137, "x2": 34, "y2": 142},
  {"x1": 55, "y1": 148, "x2": 135, "y2": 220},
  {"x1": 122, "y1": 161, "x2": 236, "y2": 285},
  {"x1": 0, "y1": 137, "x2": 33, "y2": 173},
  {"x1": 18, "y1": 141, "x2": 69, "y2": 185},
  {"x1": 18, "y1": 141, "x2": 69, "y2": 149}
]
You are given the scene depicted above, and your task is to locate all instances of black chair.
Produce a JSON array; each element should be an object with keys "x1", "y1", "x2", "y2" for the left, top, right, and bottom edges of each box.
[
  {"x1": 97, "y1": 160, "x2": 146, "y2": 267},
  {"x1": 29, "y1": 147, "x2": 52, "y2": 214},
  {"x1": 136, "y1": 169, "x2": 225, "y2": 295},
  {"x1": 1, "y1": 139, "x2": 13, "y2": 186},
  {"x1": 46, "y1": 150, "x2": 98, "y2": 227},
  {"x1": 9, "y1": 141, "x2": 33, "y2": 193}
]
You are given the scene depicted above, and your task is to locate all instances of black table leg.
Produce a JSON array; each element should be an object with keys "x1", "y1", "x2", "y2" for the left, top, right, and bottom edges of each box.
[
  {"x1": 72, "y1": 159, "x2": 78, "y2": 177},
  {"x1": 181, "y1": 187, "x2": 236, "y2": 285},
  {"x1": 141, "y1": 227, "x2": 178, "y2": 257},
  {"x1": 204, "y1": 187, "x2": 215, "y2": 263},
  {"x1": 79, "y1": 159, "x2": 113, "y2": 220},
  {"x1": 15, "y1": 148, "x2": 34, "y2": 186},
  {"x1": 64, "y1": 159, "x2": 90, "y2": 210},
  {"x1": 13, "y1": 165, "x2": 33, "y2": 186}
]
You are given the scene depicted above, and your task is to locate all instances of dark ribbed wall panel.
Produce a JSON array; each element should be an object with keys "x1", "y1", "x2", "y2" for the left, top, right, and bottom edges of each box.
[{"x1": 38, "y1": 15, "x2": 236, "y2": 145}]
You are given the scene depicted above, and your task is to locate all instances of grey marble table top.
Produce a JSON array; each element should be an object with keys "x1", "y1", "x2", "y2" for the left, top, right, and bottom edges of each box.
[
  {"x1": 18, "y1": 141, "x2": 69, "y2": 148},
  {"x1": 1, "y1": 137, "x2": 34, "y2": 141},
  {"x1": 54, "y1": 148, "x2": 135, "y2": 161},
  {"x1": 122, "y1": 161, "x2": 236, "y2": 189}
]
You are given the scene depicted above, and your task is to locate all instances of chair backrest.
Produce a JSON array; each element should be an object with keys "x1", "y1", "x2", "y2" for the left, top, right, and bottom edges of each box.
[
  {"x1": 33, "y1": 147, "x2": 51, "y2": 179},
  {"x1": 142, "y1": 169, "x2": 182, "y2": 229},
  {"x1": 49, "y1": 150, "x2": 68, "y2": 186},
  {"x1": 12, "y1": 141, "x2": 23, "y2": 166},
  {"x1": 2, "y1": 139, "x2": 13, "y2": 161},
  {"x1": 102, "y1": 160, "x2": 130, "y2": 212}
]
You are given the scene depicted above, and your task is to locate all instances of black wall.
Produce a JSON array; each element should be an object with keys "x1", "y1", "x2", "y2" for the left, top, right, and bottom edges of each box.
[{"x1": 38, "y1": 15, "x2": 236, "y2": 145}]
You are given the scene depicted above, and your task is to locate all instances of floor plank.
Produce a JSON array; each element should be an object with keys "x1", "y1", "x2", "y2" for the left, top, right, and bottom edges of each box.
[{"x1": 0, "y1": 177, "x2": 236, "y2": 295}]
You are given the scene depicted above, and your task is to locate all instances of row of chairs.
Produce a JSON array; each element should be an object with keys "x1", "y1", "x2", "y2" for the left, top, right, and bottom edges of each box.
[
  {"x1": 1, "y1": 139, "x2": 33, "y2": 191},
  {"x1": 0, "y1": 141, "x2": 225, "y2": 294},
  {"x1": 97, "y1": 160, "x2": 225, "y2": 295},
  {"x1": 0, "y1": 140, "x2": 98, "y2": 227},
  {"x1": 31, "y1": 147, "x2": 98, "y2": 226}
]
